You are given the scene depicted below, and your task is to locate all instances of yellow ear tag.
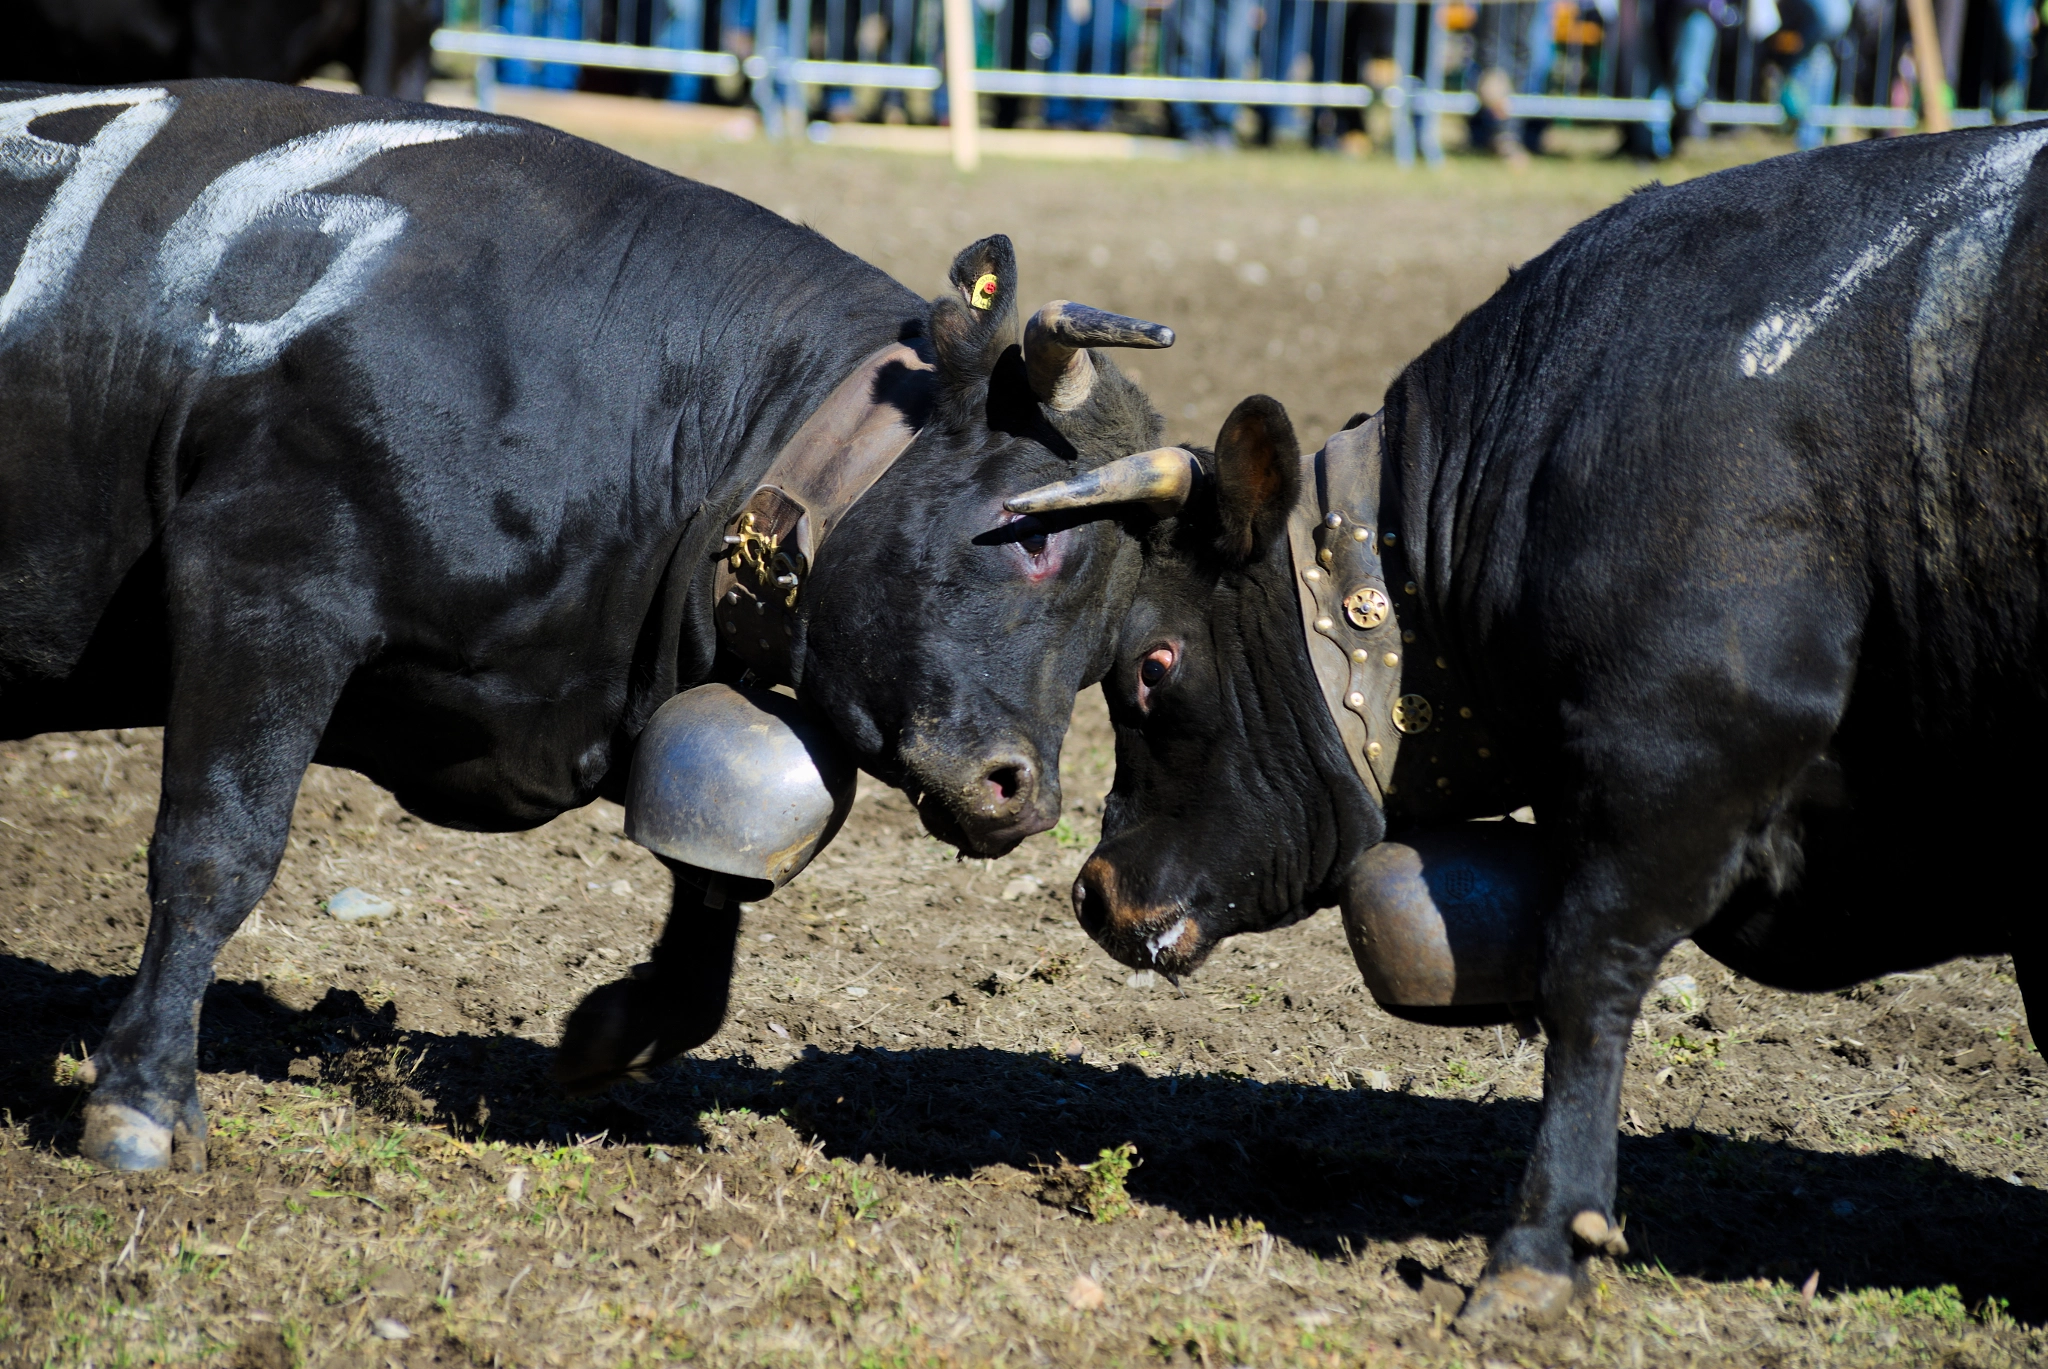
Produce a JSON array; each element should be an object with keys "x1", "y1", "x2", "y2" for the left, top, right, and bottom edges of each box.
[{"x1": 970, "y1": 273, "x2": 998, "y2": 311}]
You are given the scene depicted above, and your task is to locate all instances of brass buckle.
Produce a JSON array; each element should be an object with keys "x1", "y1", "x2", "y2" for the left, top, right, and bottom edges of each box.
[{"x1": 730, "y1": 511, "x2": 806, "y2": 609}]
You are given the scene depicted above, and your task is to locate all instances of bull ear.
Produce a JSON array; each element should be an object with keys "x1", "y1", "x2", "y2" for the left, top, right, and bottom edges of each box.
[
  {"x1": 1212, "y1": 395, "x2": 1300, "y2": 563},
  {"x1": 930, "y1": 235, "x2": 1020, "y2": 391}
]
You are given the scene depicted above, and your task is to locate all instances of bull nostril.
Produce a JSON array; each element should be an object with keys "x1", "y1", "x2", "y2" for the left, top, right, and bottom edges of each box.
[
  {"x1": 977, "y1": 757, "x2": 1034, "y2": 814},
  {"x1": 1075, "y1": 858, "x2": 1112, "y2": 937}
]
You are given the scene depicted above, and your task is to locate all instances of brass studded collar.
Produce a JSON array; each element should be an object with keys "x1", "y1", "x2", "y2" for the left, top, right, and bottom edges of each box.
[
  {"x1": 714, "y1": 342, "x2": 936, "y2": 685},
  {"x1": 1287, "y1": 414, "x2": 1515, "y2": 822}
]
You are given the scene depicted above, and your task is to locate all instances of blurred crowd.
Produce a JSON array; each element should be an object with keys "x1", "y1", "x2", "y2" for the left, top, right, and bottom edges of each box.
[
  {"x1": 5, "y1": 0, "x2": 2027, "y2": 156},
  {"x1": 477, "y1": 0, "x2": 2047, "y2": 154}
]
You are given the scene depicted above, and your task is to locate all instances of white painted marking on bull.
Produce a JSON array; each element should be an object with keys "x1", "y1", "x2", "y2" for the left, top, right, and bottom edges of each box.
[
  {"x1": 154, "y1": 118, "x2": 511, "y2": 375},
  {"x1": 0, "y1": 89, "x2": 177, "y2": 339},
  {"x1": 1146, "y1": 916, "x2": 1194, "y2": 965},
  {"x1": 1738, "y1": 127, "x2": 2048, "y2": 378}
]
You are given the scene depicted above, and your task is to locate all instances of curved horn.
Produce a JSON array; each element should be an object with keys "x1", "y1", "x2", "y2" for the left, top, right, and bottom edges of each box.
[
  {"x1": 1004, "y1": 447, "x2": 1199, "y2": 515},
  {"x1": 1024, "y1": 301, "x2": 1175, "y2": 412}
]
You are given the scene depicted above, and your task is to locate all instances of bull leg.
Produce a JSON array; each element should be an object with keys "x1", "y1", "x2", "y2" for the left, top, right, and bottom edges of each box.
[
  {"x1": 80, "y1": 646, "x2": 355, "y2": 1172},
  {"x1": 1459, "y1": 768, "x2": 1827, "y2": 1329},
  {"x1": 551, "y1": 858, "x2": 746, "y2": 1094},
  {"x1": 1457, "y1": 866, "x2": 1677, "y2": 1329}
]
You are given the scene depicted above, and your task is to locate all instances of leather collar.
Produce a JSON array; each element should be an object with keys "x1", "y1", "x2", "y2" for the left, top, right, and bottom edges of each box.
[
  {"x1": 1287, "y1": 414, "x2": 1516, "y2": 822},
  {"x1": 714, "y1": 342, "x2": 935, "y2": 685}
]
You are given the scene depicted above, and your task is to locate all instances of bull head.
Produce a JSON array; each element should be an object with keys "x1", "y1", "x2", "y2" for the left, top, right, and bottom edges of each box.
[{"x1": 798, "y1": 235, "x2": 1186, "y2": 861}]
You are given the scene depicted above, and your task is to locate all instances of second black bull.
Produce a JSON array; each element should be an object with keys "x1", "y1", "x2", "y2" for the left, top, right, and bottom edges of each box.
[
  {"x1": 0, "y1": 81, "x2": 1175, "y2": 1171},
  {"x1": 1033, "y1": 126, "x2": 2048, "y2": 1329}
]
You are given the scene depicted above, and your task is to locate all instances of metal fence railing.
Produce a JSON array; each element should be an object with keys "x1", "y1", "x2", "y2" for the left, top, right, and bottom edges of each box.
[{"x1": 431, "y1": 0, "x2": 2047, "y2": 169}]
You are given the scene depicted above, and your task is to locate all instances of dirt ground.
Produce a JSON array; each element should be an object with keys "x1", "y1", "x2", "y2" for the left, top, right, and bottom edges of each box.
[{"x1": 2, "y1": 104, "x2": 2043, "y2": 1367}]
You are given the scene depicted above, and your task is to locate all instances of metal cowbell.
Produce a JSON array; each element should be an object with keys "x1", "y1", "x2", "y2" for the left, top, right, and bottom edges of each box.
[{"x1": 624, "y1": 683, "x2": 856, "y2": 890}]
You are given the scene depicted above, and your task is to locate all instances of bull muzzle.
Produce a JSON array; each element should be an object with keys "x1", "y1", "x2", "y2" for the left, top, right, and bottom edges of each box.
[
  {"x1": 908, "y1": 743, "x2": 1061, "y2": 857},
  {"x1": 1074, "y1": 854, "x2": 1209, "y2": 976}
]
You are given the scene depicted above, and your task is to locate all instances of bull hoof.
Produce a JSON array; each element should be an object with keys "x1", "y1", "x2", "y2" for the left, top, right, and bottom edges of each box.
[
  {"x1": 552, "y1": 978, "x2": 664, "y2": 1097},
  {"x1": 80, "y1": 1096, "x2": 207, "y2": 1173},
  {"x1": 1455, "y1": 1265, "x2": 1576, "y2": 1334}
]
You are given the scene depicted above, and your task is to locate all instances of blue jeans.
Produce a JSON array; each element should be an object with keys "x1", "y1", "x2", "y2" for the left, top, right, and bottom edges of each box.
[
  {"x1": 1778, "y1": 0, "x2": 1849, "y2": 148},
  {"x1": 1995, "y1": 0, "x2": 2035, "y2": 116},
  {"x1": 1170, "y1": 0, "x2": 1217, "y2": 134},
  {"x1": 1048, "y1": 0, "x2": 1117, "y2": 128},
  {"x1": 1171, "y1": 0, "x2": 1253, "y2": 137},
  {"x1": 662, "y1": 0, "x2": 706, "y2": 102},
  {"x1": 1672, "y1": 7, "x2": 1716, "y2": 111},
  {"x1": 1261, "y1": 0, "x2": 1314, "y2": 139},
  {"x1": 501, "y1": 0, "x2": 581, "y2": 88}
]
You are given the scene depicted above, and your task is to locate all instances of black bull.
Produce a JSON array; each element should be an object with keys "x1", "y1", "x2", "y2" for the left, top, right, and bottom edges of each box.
[
  {"x1": 0, "y1": 0, "x2": 443, "y2": 102},
  {"x1": 0, "y1": 81, "x2": 1170, "y2": 1171},
  {"x1": 1069, "y1": 126, "x2": 2048, "y2": 1328}
]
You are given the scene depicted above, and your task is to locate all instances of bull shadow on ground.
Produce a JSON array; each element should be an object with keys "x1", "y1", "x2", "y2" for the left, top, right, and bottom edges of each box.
[{"x1": 1, "y1": 954, "x2": 2042, "y2": 1320}]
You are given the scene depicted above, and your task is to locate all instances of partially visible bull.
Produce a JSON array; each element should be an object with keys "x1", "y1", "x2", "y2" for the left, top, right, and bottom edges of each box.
[
  {"x1": 1014, "y1": 127, "x2": 2048, "y2": 1329},
  {"x1": 0, "y1": 81, "x2": 1170, "y2": 1169},
  {"x1": 0, "y1": 0, "x2": 444, "y2": 100}
]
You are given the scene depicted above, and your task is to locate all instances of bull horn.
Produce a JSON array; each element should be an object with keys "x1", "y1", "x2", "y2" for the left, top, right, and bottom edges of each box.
[
  {"x1": 1004, "y1": 447, "x2": 1199, "y2": 515},
  {"x1": 1025, "y1": 301, "x2": 1175, "y2": 412}
]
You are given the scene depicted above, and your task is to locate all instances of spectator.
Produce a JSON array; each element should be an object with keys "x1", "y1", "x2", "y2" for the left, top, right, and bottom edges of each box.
[
  {"x1": 1667, "y1": 0, "x2": 1740, "y2": 145},
  {"x1": 1048, "y1": 0, "x2": 1120, "y2": 130},
  {"x1": 1992, "y1": 0, "x2": 2036, "y2": 118},
  {"x1": 1465, "y1": 0, "x2": 1557, "y2": 157},
  {"x1": 661, "y1": 0, "x2": 707, "y2": 101},
  {"x1": 501, "y1": 0, "x2": 582, "y2": 88},
  {"x1": 1169, "y1": 0, "x2": 1255, "y2": 143},
  {"x1": 1775, "y1": 0, "x2": 1849, "y2": 149}
]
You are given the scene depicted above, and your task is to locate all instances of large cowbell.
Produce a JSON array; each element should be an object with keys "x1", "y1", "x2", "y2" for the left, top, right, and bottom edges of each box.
[
  {"x1": 1339, "y1": 820, "x2": 1549, "y2": 1027},
  {"x1": 624, "y1": 683, "x2": 856, "y2": 895}
]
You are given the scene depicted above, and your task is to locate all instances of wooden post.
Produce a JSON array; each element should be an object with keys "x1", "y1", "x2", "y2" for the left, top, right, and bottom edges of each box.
[
  {"x1": 943, "y1": 0, "x2": 981, "y2": 171},
  {"x1": 1903, "y1": 0, "x2": 1951, "y2": 133}
]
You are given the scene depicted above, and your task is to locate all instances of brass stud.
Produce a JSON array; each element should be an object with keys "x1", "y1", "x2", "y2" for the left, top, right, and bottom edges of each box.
[
  {"x1": 1318, "y1": 549, "x2": 1334, "y2": 567},
  {"x1": 1477, "y1": 747, "x2": 1491, "y2": 758},
  {"x1": 1347, "y1": 691, "x2": 1364, "y2": 707},
  {"x1": 1403, "y1": 581, "x2": 1418, "y2": 595},
  {"x1": 1314, "y1": 616, "x2": 1334, "y2": 632},
  {"x1": 1459, "y1": 706, "x2": 1473, "y2": 719},
  {"x1": 1403, "y1": 630, "x2": 1417, "y2": 644},
  {"x1": 1382, "y1": 652, "x2": 1399, "y2": 668},
  {"x1": 1436, "y1": 777, "x2": 1451, "y2": 790},
  {"x1": 1391, "y1": 694, "x2": 1434, "y2": 734},
  {"x1": 1325, "y1": 512, "x2": 1343, "y2": 528},
  {"x1": 1384, "y1": 532, "x2": 1398, "y2": 546},
  {"x1": 1366, "y1": 741, "x2": 1382, "y2": 759},
  {"x1": 1351, "y1": 648, "x2": 1368, "y2": 664},
  {"x1": 1303, "y1": 567, "x2": 1321, "y2": 581},
  {"x1": 1436, "y1": 656, "x2": 1448, "y2": 669},
  {"x1": 1344, "y1": 585, "x2": 1390, "y2": 630},
  {"x1": 1352, "y1": 527, "x2": 1369, "y2": 542}
]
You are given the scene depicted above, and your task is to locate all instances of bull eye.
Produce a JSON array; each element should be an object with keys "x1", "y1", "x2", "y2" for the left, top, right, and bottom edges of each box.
[
  {"x1": 1020, "y1": 530, "x2": 1049, "y2": 558},
  {"x1": 1136, "y1": 644, "x2": 1178, "y2": 709}
]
